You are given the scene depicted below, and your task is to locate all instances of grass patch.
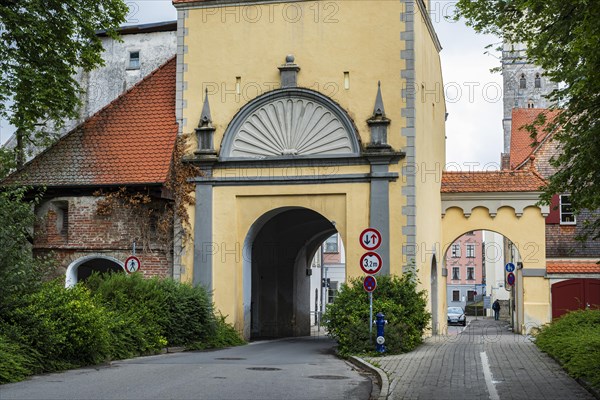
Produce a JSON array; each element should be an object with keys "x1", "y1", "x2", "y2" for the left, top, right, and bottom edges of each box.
[{"x1": 535, "y1": 309, "x2": 600, "y2": 392}]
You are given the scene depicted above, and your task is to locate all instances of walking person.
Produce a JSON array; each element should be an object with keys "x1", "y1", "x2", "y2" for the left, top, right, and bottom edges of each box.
[{"x1": 492, "y1": 299, "x2": 501, "y2": 320}]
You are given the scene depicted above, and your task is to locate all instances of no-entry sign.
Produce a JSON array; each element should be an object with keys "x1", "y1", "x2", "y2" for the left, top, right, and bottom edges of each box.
[
  {"x1": 359, "y1": 228, "x2": 382, "y2": 251},
  {"x1": 360, "y1": 252, "x2": 383, "y2": 275}
]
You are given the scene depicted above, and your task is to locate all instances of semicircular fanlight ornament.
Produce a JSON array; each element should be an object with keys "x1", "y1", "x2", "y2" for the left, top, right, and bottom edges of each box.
[{"x1": 226, "y1": 97, "x2": 356, "y2": 159}]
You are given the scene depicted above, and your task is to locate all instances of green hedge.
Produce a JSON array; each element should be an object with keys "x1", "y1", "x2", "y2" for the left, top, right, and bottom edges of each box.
[
  {"x1": 324, "y1": 274, "x2": 430, "y2": 356},
  {"x1": 535, "y1": 309, "x2": 600, "y2": 391},
  {"x1": 0, "y1": 274, "x2": 244, "y2": 384}
]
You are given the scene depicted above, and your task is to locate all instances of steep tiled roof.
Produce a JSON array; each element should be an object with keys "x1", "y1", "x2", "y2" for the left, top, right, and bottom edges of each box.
[
  {"x1": 6, "y1": 57, "x2": 177, "y2": 187},
  {"x1": 510, "y1": 108, "x2": 561, "y2": 169},
  {"x1": 441, "y1": 170, "x2": 546, "y2": 193},
  {"x1": 547, "y1": 260, "x2": 600, "y2": 274}
]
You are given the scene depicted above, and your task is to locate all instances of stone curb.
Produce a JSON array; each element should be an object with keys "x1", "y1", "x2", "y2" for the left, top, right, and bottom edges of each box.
[{"x1": 349, "y1": 356, "x2": 389, "y2": 400}]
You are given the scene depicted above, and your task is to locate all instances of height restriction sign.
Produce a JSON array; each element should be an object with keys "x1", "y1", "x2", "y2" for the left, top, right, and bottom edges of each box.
[
  {"x1": 360, "y1": 252, "x2": 383, "y2": 275},
  {"x1": 360, "y1": 228, "x2": 382, "y2": 251}
]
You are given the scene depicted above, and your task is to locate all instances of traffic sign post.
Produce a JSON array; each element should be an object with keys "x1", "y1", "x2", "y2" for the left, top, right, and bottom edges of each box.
[
  {"x1": 363, "y1": 276, "x2": 377, "y2": 341},
  {"x1": 124, "y1": 256, "x2": 141, "y2": 274},
  {"x1": 359, "y1": 227, "x2": 383, "y2": 346}
]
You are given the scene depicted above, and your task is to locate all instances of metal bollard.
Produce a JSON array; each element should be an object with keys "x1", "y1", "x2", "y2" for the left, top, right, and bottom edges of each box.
[{"x1": 375, "y1": 312, "x2": 387, "y2": 353}]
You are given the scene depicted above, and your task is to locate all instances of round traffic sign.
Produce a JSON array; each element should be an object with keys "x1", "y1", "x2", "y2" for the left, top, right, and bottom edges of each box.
[
  {"x1": 124, "y1": 256, "x2": 141, "y2": 274},
  {"x1": 363, "y1": 276, "x2": 377, "y2": 292},
  {"x1": 507, "y1": 272, "x2": 516, "y2": 286},
  {"x1": 505, "y1": 263, "x2": 515, "y2": 273},
  {"x1": 360, "y1": 228, "x2": 382, "y2": 251},
  {"x1": 360, "y1": 252, "x2": 383, "y2": 275}
]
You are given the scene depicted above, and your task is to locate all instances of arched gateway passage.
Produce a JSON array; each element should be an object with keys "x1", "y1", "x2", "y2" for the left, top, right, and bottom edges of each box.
[{"x1": 245, "y1": 207, "x2": 337, "y2": 339}]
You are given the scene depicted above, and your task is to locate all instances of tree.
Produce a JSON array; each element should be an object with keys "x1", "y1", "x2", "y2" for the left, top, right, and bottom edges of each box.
[
  {"x1": 0, "y1": 0, "x2": 128, "y2": 166},
  {"x1": 455, "y1": 0, "x2": 600, "y2": 239}
]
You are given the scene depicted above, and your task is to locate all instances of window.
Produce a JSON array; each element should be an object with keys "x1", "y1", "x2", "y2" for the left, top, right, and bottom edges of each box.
[
  {"x1": 560, "y1": 195, "x2": 576, "y2": 224},
  {"x1": 59, "y1": 206, "x2": 69, "y2": 235},
  {"x1": 128, "y1": 51, "x2": 140, "y2": 69},
  {"x1": 466, "y1": 244, "x2": 475, "y2": 258},
  {"x1": 452, "y1": 290, "x2": 460, "y2": 302},
  {"x1": 519, "y1": 74, "x2": 526, "y2": 89},
  {"x1": 452, "y1": 267, "x2": 460, "y2": 280},
  {"x1": 324, "y1": 234, "x2": 338, "y2": 253},
  {"x1": 527, "y1": 99, "x2": 535, "y2": 108},
  {"x1": 328, "y1": 281, "x2": 338, "y2": 303},
  {"x1": 535, "y1": 73, "x2": 541, "y2": 89},
  {"x1": 467, "y1": 290, "x2": 476, "y2": 302},
  {"x1": 451, "y1": 244, "x2": 461, "y2": 258},
  {"x1": 467, "y1": 267, "x2": 474, "y2": 281}
]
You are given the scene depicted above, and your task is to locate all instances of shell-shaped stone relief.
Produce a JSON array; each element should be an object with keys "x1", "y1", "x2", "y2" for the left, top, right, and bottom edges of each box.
[{"x1": 228, "y1": 98, "x2": 354, "y2": 158}]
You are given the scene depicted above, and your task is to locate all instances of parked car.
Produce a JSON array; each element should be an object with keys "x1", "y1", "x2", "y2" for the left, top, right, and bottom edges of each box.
[{"x1": 447, "y1": 306, "x2": 466, "y2": 326}]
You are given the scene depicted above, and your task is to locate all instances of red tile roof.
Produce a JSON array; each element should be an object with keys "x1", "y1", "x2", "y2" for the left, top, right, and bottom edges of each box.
[
  {"x1": 547, "y1": 261, "x2": 600, "y2": 274},
  {"x1": 510, "y1": 108, "x2": 561, "y2": 169},
  {"x1": 6, "y1": 57, "x2": 178, "y2": 187},
  {"x1": 441, "y1": 170, "x2": 546, "y2": 193}
]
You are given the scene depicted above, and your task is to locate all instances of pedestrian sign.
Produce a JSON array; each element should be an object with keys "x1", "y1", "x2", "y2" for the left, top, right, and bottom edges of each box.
[
  {"x1": 505, "y1": 263, "x2": 515, "y2": 273},
  {"x1": 124, "y1": 256, "x2": 141, "y2": 274}
]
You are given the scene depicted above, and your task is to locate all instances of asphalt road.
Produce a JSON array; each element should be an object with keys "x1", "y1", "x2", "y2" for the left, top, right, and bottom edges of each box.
[{"x1": 0, "y1": 337, "x2": 371, "y2": 400}]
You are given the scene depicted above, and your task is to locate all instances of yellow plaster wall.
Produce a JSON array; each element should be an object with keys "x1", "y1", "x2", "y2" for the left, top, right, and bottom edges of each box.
[
  {"x1": 212, "y1": 183, "x2": 370, "y2": 329},
  {"x1": 181, "y1": 0, "x2": 407, "y2": 151},
  {"x1": 441, "y1": 206, "x2": 550, "y2": 333},
  {"x1": 412, "y1": 3, "x2": 447, "y2": 328}
]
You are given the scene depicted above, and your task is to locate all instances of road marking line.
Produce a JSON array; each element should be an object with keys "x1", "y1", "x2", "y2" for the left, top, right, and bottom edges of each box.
[{"x1": 480, "y1": 351, "x2": 500, "y2": 400}]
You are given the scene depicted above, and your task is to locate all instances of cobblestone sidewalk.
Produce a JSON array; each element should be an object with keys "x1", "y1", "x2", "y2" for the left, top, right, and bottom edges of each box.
[{"x1": 366, "y1": 318, "x2": 594, "y2": 400}]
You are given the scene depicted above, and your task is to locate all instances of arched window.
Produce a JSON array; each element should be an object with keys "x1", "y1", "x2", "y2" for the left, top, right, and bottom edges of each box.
[
  {"x1": 535, "y1": 73, "x2": 541, "y2": 89},
  {"x1": 527, "y1": 99, "x2": 535, "y2": 108},
  {"x1": 519, "y1": 74, "x2": 527, "y2": 89}
]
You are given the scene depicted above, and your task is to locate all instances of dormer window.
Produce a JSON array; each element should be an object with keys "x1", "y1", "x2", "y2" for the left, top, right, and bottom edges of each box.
[
  {"x1": 519, "y1": 74, "x2": 526, "y2": 89},
  {"x1": 128, "y1": 51, "x2": 140, "y2": 70},
  {"x1": 535, "y1": 73, "x2": 542, "y2": 89}
]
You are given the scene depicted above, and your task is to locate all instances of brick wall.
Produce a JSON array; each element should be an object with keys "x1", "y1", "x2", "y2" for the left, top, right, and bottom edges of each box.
[
  {"x1": 529, "y1": 136, "x2": 600, "y2": 257},
  {"x1": 34, "y1": 195, "x2": 173, "y2": 279}
]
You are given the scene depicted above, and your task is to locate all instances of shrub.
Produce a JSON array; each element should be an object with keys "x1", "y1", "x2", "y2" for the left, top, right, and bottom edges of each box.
[
  {"x1": 535, "y1": 309, "x2": 600, "y2": 390},
  {"x1": 5, "y1": 280, "x2": 112, "y2": 372},
  {"x1": 0, "y1": 334, "x2": 33, "y2": 384},
  {"x1": 324, "y1": 274, "x2": 430, "y2": 356},
  {"x1": 85, "y1": 273, "x2": 241, "y2": 351},
  {"x1": 85, "y1": 273, "x2": 169, "y2": 355}
]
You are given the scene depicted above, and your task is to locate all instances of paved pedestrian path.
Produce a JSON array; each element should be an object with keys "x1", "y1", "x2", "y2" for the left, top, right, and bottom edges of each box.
[{"x1": 366, "y1": 318, "x2": 594, "y2": 400}]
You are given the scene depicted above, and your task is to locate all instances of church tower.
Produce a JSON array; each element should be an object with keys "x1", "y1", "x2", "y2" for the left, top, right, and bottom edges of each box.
[{"x1": 501, "y1": 42, "x2": 558, "y2": 153}]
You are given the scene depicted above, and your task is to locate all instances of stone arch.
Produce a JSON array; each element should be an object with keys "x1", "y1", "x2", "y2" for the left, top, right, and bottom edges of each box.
[
  {"x1": 220, "y1": 88, "x2": 361, "y2": 160},
  {"x1": 431, "y1": 254, "x2": 439, "y2": 335},
  {"x1": 65, "y1": 255, "x2": 125, "y2": 287},
  {"x1": 242, "y1": 206, "x2": 337, "y2": 339}
]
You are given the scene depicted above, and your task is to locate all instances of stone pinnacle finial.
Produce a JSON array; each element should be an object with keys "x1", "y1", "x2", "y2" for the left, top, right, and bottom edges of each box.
[
  {"x1": 199, "y1": 88, "x2": 212, "y2": 126},
  {"x1": 373, "y1": 81, "x2": 386, "y2": 117}
]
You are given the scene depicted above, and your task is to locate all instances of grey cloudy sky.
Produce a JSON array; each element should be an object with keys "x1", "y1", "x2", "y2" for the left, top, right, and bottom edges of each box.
[{"x1": 2, "y1": 0, "x2": 503, "y2": 168}]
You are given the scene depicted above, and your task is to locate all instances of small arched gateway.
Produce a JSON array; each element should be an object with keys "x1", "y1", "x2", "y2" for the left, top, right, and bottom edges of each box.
[
  {"x1": 65, "y1": 255, "x2": 125, "y2": 287},
  {"x1": 441, "y1": 170, "x2": 550, "y2": 334}
]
